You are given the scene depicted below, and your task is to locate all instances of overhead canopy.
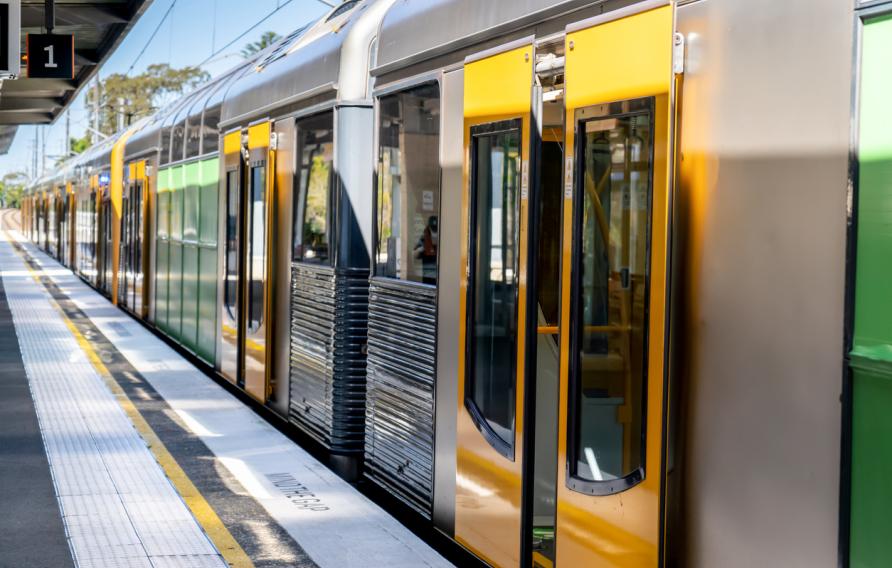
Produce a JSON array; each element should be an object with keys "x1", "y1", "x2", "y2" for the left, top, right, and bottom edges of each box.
[{"x1": 0, "y1": 0, "x2": 152, "y2": 153}]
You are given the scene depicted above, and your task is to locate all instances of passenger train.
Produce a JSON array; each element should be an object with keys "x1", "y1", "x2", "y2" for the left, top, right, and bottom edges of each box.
[{"x1": 20, "y1": 0, "x2": 889, "y2": 566}]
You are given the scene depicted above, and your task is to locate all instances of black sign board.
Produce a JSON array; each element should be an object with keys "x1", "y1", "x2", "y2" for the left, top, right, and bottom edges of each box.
[
  {"x1": 0, "y1": 5, "x2": 8, "y2": 73},
  {"x1": 27, "y1": 34, "x2": 74, "y2": 79}
]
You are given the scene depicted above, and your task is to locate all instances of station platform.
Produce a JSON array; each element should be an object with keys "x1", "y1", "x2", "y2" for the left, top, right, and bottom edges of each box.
[{"x1": 0, "y1": 217, "x2": 451, "y2": 568}]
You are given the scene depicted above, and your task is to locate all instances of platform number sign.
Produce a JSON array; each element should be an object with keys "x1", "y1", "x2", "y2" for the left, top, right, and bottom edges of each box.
[{"x1": 27, "y1": 34, "x2": 74, "y2": 79}]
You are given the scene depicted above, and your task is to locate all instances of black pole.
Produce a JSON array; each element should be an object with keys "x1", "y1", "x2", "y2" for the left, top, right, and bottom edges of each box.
[{"x1": 45, "y1": 0, "x2": 55, "y2": 34}]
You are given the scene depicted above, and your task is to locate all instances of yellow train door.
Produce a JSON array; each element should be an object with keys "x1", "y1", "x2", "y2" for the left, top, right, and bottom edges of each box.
[
  {"x1": 243, "y1": 121, "x2": 273, "y2": 402},
  {"x1": 556, "y1": 2, "x2": 677, "y2": 566},
  {"x1": 218, "y1": 125, "x2": 273, "y2": 403},
  {"x1": 456, "y1": 39, "x2": 535, "y2": 568}
]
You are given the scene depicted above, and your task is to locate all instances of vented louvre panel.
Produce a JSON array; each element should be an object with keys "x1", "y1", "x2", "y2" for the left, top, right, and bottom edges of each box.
[
  {"x1": 365, "y1": 278, "x2": 437, "y2": 517},
  {"x1": 289, "y1": 263, "x2": 369, "y2": 453}
]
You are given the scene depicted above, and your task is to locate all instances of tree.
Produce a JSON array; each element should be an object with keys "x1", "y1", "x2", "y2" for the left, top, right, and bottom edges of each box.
[
  {"x1": 241, "y1": 31, "x2": 282, "y2": 58},
  {"x1": 70, "y1": 134, "x2": 91, "y2": 156},
  {"x1": 85, "y1": 63, "x2": 210, "y2": 144},
  {"x1": 0, "y1": 172, "x2": 28, "y2": 208}
]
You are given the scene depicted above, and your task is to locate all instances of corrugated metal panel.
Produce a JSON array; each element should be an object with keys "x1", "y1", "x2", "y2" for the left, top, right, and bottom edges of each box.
[
  {"x1": 365, "y1": 278, "x2": 436, "y2": 517},
  {"x1": 289, "y1": 263, "x2": 368, "y2": 453}
]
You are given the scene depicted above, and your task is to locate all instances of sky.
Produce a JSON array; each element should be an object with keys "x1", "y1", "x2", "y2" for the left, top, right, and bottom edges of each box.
[{"x1": 0, "y1": 0, "x2": 333, "y2": 180}]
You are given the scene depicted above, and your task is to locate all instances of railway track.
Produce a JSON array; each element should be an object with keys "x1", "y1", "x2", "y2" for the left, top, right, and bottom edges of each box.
[{"x1": 0, "y1": 209, "x2": 21, "y2": 233}]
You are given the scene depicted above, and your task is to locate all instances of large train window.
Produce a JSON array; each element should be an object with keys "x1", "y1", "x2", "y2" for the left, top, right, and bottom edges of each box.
[
  {"x1": 568, "y1": 98, "x2": 653, "y2": 493},
  {"x1": 465, "y1": 120, "x2": 522, "y2": 459},
  {"x1": 246, "y1": 165, "x2": 266, "y2": 332},
  {"x1": 171, "y1": 120, "x2": 186, "y2": 163},
  {"x1": 293, "y1": 112, "x2": 333, "y2": 264},
  {"x1": 375, "y1": 82, "x2": 441, "y2": 285},
  {"x1": 224, "y1": 169, "x2": 240, "y2": 321},
  {"x1": 202, "y1": 105, "x2": 221, "y2": 155}
]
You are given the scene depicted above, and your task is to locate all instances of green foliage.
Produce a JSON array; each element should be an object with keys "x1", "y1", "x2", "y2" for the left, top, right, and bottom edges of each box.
[
  {"x1": 241, "y1": 31, "x2": 282, "y2": 58},
  {"x1": 0, "y1": 172, "x2": 28, "y2": 208},
  {"x1": 86, "y1": 63, "x2": 210, "y2": 140},
  {"x1": 70, "y1": 134, "x2": 91, "y2": 155}
]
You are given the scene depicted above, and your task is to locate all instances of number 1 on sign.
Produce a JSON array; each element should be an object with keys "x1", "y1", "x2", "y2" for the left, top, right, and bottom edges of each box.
[{"x1": 44, "y1": 45, "x2": 58, "y2": 69}]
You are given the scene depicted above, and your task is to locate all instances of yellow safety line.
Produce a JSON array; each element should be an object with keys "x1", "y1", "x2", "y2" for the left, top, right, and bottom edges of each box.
[{"x1": 5, "y1": 229, "x2": 254, "y2": 568}]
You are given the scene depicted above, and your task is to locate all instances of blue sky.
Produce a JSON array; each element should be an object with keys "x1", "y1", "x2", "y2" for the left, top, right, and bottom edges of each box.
[{"x1": 1, "y1": 0, "x2": 332, "y2": 179}]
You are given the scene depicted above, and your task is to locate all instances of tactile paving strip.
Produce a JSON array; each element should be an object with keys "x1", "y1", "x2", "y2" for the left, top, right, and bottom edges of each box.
[{"x1": 0, "y1": 238, "x2": 227, "y2": 568}]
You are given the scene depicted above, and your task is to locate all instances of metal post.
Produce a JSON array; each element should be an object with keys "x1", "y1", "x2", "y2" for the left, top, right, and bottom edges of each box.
[
  {"x1": 41, "y1": 126, "x2": 47, "y2": 176},
  {"x1": 64, "y1": 111, "x2": 70, "y2": 157},
  {"x1": 45, "y1": 0, "x2": 54, "y2": 34},
  {"x1": 117, "y1": 97, "x2": 125, "y2": 131},
  {"x1": 92, "y1": 77, "x2": 100, "y2": 144},
  {"x1": 32, "y1": 128, "x2": 38, "y2": 179}
]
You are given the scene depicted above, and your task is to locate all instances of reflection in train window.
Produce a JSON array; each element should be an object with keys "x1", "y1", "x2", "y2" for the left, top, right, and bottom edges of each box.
[
  {"x1": 202, "y1": 105, "x2": 221, "y2": 155},
  {"x1": 293, "y1": 112, "x2": 333, "y2": 264},
  {"x1": 571, "y1": 101, "x2": 653, "y2": 486},
  {"x1": 225, "y1": 169, "x2": 240, "y2": 321},
  {"x1": 247, "y1": 165, "x2": 266, "y2": 332},
  {"x1": 466, "y1": 121, "x2": 521, "y2": 455},
  {"x1": 375, "y1": 83, "x2": 441, "y2": 285}
]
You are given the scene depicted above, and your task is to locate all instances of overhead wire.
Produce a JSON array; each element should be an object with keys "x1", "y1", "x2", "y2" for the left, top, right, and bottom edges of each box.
[
  {"x1": 197, "y1": 0, "x2": 297, "y2": 68},
  {"x1": 126, "y1": 0, "x2": 179, "y2": 75}
]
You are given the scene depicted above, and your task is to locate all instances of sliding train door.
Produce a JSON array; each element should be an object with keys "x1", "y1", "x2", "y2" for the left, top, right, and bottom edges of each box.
[
  {"x1": 219, "y1": 124, "x2": 272, "y2": 402},
  {"x1": 555, "y1": 3, "x2": 676, "y2": 566},
  {"x1": 220, "y1": 131, "x2": 243, "y2": 385},
  {"x1": 456, "y1": 39, "x2": 534, "y2": 568},
  {"x1": 243, "y1": 122, "x2": 271, "y2": 401},
  {"x1": 120, "y1": 161, "x2": 147, "y2": 315}
]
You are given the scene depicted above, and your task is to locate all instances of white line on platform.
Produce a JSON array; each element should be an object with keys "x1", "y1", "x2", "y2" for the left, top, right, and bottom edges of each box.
[{"x1": 12, "y1": 231, "x2": 452, "y2": 568}]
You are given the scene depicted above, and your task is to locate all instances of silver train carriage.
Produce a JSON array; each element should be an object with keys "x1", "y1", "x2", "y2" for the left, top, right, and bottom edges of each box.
[{"x1": 21, "y1": 0, "x2": 886, "y2": 566}]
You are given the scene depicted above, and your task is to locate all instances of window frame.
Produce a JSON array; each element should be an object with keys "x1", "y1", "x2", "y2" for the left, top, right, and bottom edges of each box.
[
  {"x1": 292, "y1": 110, "x2": 335, "y2": 266},
  {"x1": 246, "y1": 162, "x2": 266, "y2": 333},
  {"x1": 566, "y1": 96, "x2": 656, "y2": 496},
  {"x1": 463, "y1": 118, "x2": 524, "y2": 462},
  {"x1": 372, "y1": 80, "x2": 443, "y2": 286},
  {"x1": 224, "y1": 167, "x2": 241, "y2": 322}
]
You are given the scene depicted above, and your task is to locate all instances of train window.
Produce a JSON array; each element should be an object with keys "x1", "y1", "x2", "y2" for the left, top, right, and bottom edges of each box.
[
  {"x1": 246, "y1": 165, "x2": 266, "y2": 332},
  {"x1": 569, "y1": 99, "x2": 653, "y2": 490},
  {"x1": 171, "y1": 120, "x2": 186, "y2": 163},
  {"x1": 160, "y1": 129, "x2": 172, "y2": 165},
  {"x1": 135, "y1": 180, "x2": 143, "y2": 288},
  {"x1": 186, "y1": 116, "x2": 202, "y2": 158},
  {"x1": 375, "y1": 83, "x2": 441, "y2": 285},
  {"x1": 224, "y1": 169, "x2": 240, "y2": 321},
  {"x1": 465, "y1": 120, "x2": 521, "y2": 458},
  {"x1": 202, "y1": 105, "x2": 221, "y2": 155},
  {"x1": 327, "y1": 0, "x2": 359, "y2": 21},
  {"x1": 293, "y1": 112, "x2": 333, "y2": 264}
]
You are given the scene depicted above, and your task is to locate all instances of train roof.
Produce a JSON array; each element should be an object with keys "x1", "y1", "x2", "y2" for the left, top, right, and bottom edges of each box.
[
  {"x1": 219, "y1": 0, "x2": 393, "y2": 127},
  {"x1": 374, "y1": 0, "x2": 607, "y2": 77}
]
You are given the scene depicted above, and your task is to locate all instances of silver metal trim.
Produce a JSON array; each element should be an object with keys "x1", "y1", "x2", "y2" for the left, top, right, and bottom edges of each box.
[
  {"x1": 124, "y1": 146, "x2": 161, "y2": 162},
  {"x1": 274, "y1": 99, "x2": 338, "y2": 124},
  {"x1": 464, "y1": 35, "x2": 536, "y2": 65},
  {"x1": 219, "y1": 82, "x2": 338, "y2": 129},
  {"x1": 856, "y1": 0, "x2": 892, "y2": 12},
  {"x1": 857, "y1": 0, "x2": 892, "y2": 16},
  {"x1": 566, "y1": 0, "x2": 670, "y2": 33},
  {"x1": 372, "y1": 0, "x2": 606, "y2": 77},
  {"x1": 373, "y1": 70, "x2": 443, "y2": 98}
]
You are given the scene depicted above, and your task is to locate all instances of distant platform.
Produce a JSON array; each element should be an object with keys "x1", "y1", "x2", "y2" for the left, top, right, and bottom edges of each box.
[{"x1": 0, "y1": 219, "x2": 450, "y2": 568}]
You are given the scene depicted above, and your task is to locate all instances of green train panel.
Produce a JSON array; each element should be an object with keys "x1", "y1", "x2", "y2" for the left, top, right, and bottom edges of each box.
[
  {"x1": 851, "y1": 13, "x2": 892, "y2": 568},
  {"x1": 197, "y1": 158, "x2": 219, "y2": 362},
  {"x1": 155, "y1": 158, "x2": 219, "y2": 364},
  {"x1": 155, "y1": 169, "x2": 171, "y2": 332}
]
